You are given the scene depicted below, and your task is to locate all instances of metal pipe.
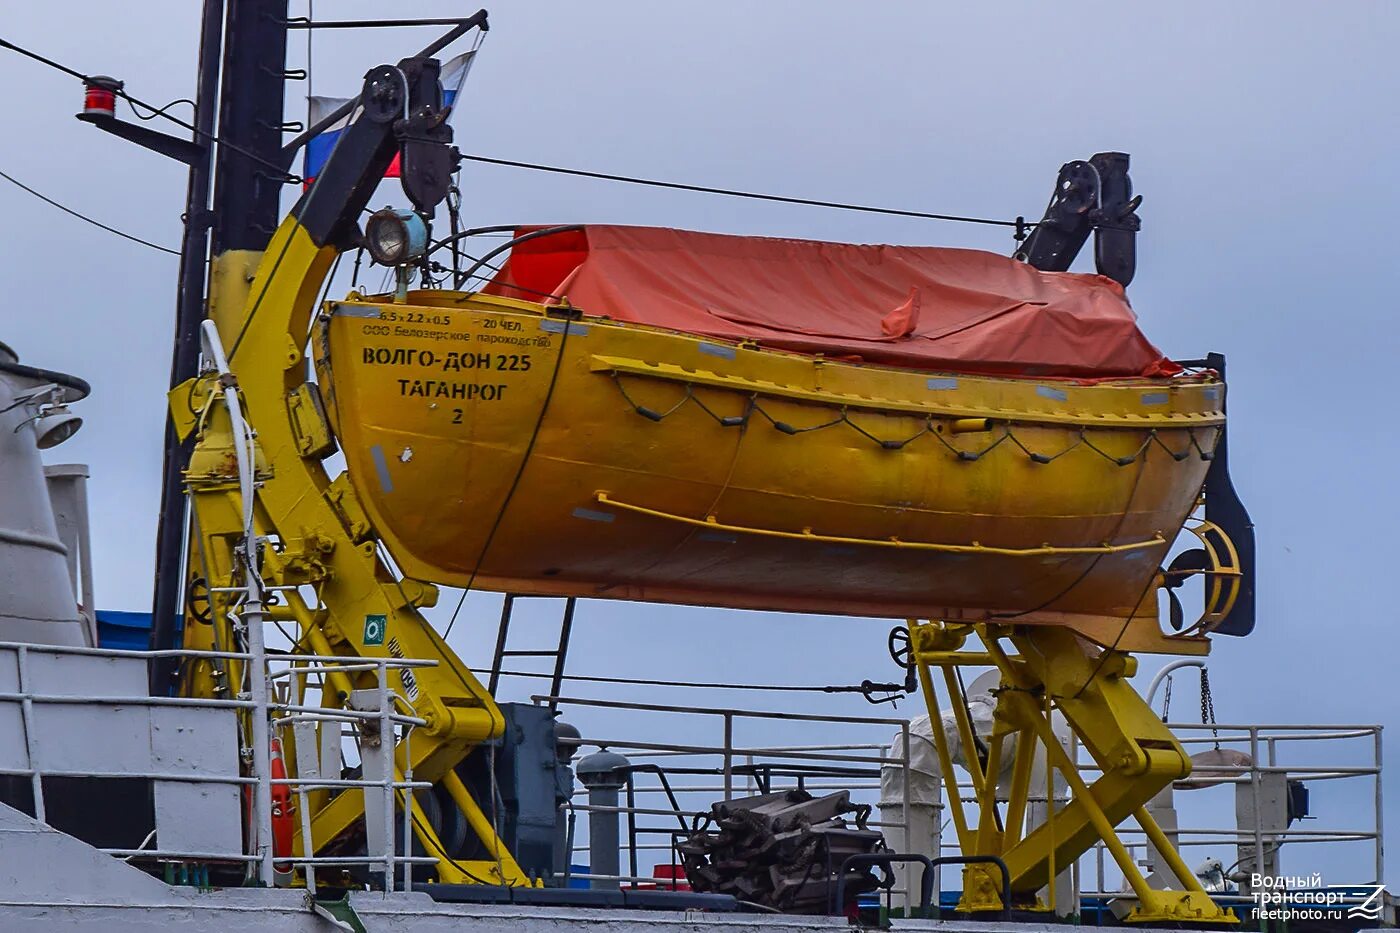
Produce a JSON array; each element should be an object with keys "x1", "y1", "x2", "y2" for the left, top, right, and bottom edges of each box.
[
  {"x1": 402, "y1": 726, "x2": 416, "y2": 891},
  {"x1": 287, "y1": 16, "x2": 487, "y2": 29},
  {"x1": 201, "y1": 319, "x2": 274, "y2": 886},
  {"x1": 245, "y1": 564, "x2": 273, "y2": 886},
  {"x1": 149, "y1": 0, "x2": 223, "y2": 692},
  {"x1": 298, "y1": 786, "x2": 316, "y2": 891},
  {"x1": 0, "y1": 640, "x2": 438, "y2": 666},
  {"x1": 901, "y1": 718, "x2": 913, "y2": 904},
  {"x1": 1145, "y1": 658, "x2": 1203, "y2": 709},
  {"x1": 0, "y1": 767, "x2": 257, "y2": 785},
  {"x1": 571, "y1": 737, "x2": 895, "y2": 765},
  {"x1": 378, "y1": 660, "x2": 396, "y2": 892},
  {"x1": 271, "y1": 777, "x2": 431, "y2": 789},
  {"x1": 1249, "y1": 727, "x2": 1264, "y2": 883}
]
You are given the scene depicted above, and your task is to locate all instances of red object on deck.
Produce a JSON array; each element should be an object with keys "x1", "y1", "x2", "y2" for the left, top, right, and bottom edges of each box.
[
  {"x1": 485, "y1": 225, "x2": 1178, "y2": 380},
  {"x1": 652, "y1": 863, "x2": 690, "y2": 891},
  {"x1": 269, "y1": 738, "x2": 294, "y2": 872}
]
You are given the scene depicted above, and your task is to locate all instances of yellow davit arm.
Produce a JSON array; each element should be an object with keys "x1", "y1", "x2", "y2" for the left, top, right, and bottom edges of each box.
[{"x1": 174, "y1": 52, "x2": 527, "y2": 885}]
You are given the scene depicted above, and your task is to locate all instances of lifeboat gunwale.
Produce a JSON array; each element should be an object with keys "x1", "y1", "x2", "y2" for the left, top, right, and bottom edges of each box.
[{"x1": 328, "y1": 290, "x2": 1225, "y2": 434}]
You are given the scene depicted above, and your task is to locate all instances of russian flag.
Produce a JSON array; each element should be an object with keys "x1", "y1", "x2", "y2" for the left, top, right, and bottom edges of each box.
[{"x1": 303, "y1": 50, "x2": 476, "y2": 184}]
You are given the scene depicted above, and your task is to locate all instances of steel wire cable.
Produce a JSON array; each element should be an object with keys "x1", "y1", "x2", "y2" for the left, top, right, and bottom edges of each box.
[
  {"x1": 2, "y1": 32, "x2": 1046, "y2": 268},
  {"x1": 458, "y1": 154, "x2": 1031, "y2": 229},
  {"x1": 0, "y1": 167, "x2": 180, "y2": 254},
  {"x1": 0, "y1": 36, "x2": 303, "y2": 183}
]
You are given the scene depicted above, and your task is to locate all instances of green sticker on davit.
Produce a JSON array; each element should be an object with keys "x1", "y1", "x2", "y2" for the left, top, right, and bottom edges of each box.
[{"x1": 363, "y1": 614, "x2": 386, "y2": 646}]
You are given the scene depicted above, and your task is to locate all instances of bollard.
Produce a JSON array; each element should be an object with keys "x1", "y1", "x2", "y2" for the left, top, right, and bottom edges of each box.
[{"x1": 575, "y1": 748, "x2": 630, "y2": 890}]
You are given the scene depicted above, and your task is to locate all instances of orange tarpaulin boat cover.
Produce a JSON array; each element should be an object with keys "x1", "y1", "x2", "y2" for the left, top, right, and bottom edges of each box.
[{"x1": 484, "y1": 225, "x2": 1179, "y2": 379}]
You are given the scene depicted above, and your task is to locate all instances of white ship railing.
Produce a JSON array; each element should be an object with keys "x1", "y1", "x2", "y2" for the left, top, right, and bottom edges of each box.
[
  {"x1": 2, "y1": 642, "x2": 1381, "y2": 908},
  {"x1": 0, "y1": 639, "x2": 440, "y2": 891},
  {"x1": 532, "y1": 692, "x2": 916, "y2": 897},
  {"x1": 533, "y1": 692, "x2": 1383, "y2": 910},
  {"x1": 1076, "y1": 720, "x2": 1384, "y2": 900}
]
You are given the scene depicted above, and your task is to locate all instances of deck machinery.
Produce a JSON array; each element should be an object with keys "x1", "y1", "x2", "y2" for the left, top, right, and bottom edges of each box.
[{"x1": 123, "y1": 9, "x2": 1258, "y2": 925}]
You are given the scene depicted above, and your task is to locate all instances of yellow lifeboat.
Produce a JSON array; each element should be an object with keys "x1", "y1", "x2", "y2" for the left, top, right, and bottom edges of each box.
[{"x1": 313, "y1": 225, "x2": 1227, "y2": 641}]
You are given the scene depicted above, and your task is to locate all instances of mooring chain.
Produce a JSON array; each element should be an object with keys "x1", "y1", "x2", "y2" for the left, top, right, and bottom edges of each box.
[{"x1": 1200, "y1": 667, "x2": 1221, "y2": 751}]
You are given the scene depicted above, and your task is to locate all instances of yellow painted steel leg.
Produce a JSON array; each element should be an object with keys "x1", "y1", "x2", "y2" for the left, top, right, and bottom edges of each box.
[
  {"x1": 980, "y1": 630, "x2": 1234, "y2": 924},
  {"x1": 974, "y1": 713, "x2": 1005, "y2": 854},
  {"x1": 942, "y1": 666, "x2": 989, "y2": 797},
  {"x1": 909, "y1": 623, "x2": 1008, "y2": 914},
  {"x1": 909, "y1": 622, "x2": 1234, "y2": 923},
  {"x1": 1135, "y1": 804, "x2": 1218, "y2": 898},
  {"x1": 914, "y1": 646, "x2": 972, "y2": 850},
  {"x1": 1009, "y1": 681, "x2": 1150, "y2": 898},
  {"x1": 1001, "y1": 726, "x2": 1034, "y2": 850}
]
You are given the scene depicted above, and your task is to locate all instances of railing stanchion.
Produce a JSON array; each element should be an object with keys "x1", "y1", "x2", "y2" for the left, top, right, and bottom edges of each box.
[
  {"x1": 403, "y1": 720, "x2": 417, "y2": 890},
  {"x1": 15, "y1": 646, "x2": 45, "y2": 824},
  {"x1": 1249, "y1": 726, "x2": 1263, "y2": 883},
  {"x1": 379, "y1": 659, "x2": 395, "y2": 892},
  {"x1": 245, "y1": 597, "x2": 276, "y2": 886},
  {"x1": 298, "y1": 785, "x2": 316, "y2": 891},
  {"x1": 1375, "y1": 727, "x2": 1385, "y2": 886},
  {"x1": 722, "y1": 713, "x2": 733, "y2": 801}
]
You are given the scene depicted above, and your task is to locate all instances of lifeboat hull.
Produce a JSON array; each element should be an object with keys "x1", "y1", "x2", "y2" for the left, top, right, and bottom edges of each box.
[{"x1": 315, "y1": 292, "x2": 1223, "y2": 630}]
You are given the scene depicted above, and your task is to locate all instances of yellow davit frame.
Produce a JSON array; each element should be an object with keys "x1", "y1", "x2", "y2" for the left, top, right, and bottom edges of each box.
[
  {"x1": 174, "y1": 220, "x2": 529, "y2": 885},
  {"x1": 908, "y1": 620, "x2": 1237, "y2": 924}
]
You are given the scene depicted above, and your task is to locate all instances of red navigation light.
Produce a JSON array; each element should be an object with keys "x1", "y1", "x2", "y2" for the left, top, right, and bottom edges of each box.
[{"x1": 82, "y1": 76, "x2": 123, "y2": 119}]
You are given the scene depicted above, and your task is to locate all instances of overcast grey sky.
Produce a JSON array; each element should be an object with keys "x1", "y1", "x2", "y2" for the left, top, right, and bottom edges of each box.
[{"x1": 3, "y1": 1, "x2": 1397, "y2": 887}]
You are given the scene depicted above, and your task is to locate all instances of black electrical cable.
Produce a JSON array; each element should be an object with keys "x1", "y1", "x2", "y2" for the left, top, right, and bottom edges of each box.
[
  {"x1": 441, "y1": 312, "x2": 575, "y2": 639},
  {"x1": 127, "y1": 97, "x2": 196, "y2": 121},
  {"x1": 5, "y1": 33, "x2": 1037, "y2": 227},
  {"x1": 452, "y1": 225, "x2": 582, "y2": 299},
  {"x1": 459, "y1": 154, "x2": 1029, "y2": 228},
  {"x1": 427, "y1": 224, "x2": 522, "y2": 255},
  {"x1": 454, "y1": 252, "x2": 565, "y2": 303},
  {"x1": 0, "y1": 35, "x2": 87, "y2": 81},
  {"x1": 0, "y1": 36, "x2": 302, "y2": 183},
  {"x1": 0, "y1": 167, "x2": 180, "y2": 255},
  {"x1": 1068, "y1": 565, "x2": 1161, "y2": 701}
]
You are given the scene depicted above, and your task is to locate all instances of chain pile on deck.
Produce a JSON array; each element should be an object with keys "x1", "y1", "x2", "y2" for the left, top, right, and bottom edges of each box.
[{"x1": 678, "y1": 789, "x2": 884, "y2": 913}]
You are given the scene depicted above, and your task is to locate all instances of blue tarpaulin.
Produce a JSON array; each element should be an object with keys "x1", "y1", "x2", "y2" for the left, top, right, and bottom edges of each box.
[{"x1": 94, "y1": 610, "x2": 153, "y2": 651}]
